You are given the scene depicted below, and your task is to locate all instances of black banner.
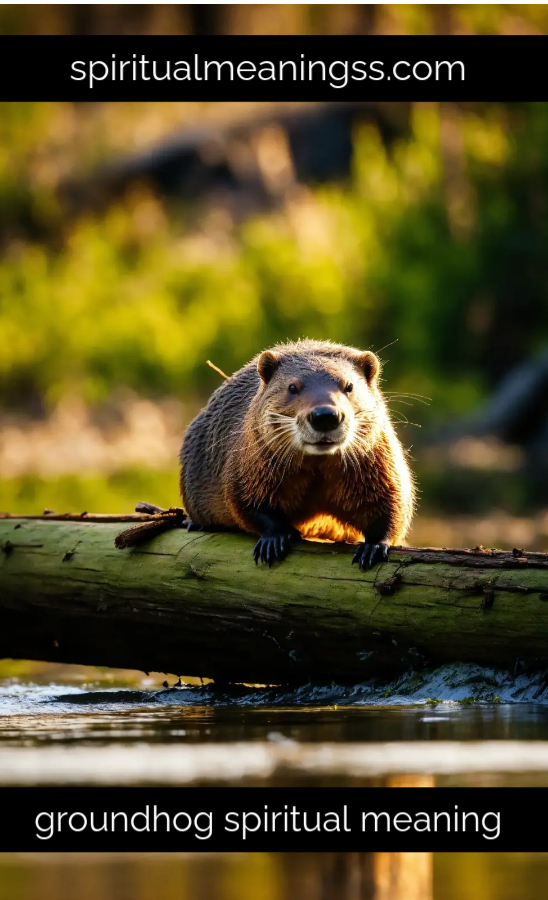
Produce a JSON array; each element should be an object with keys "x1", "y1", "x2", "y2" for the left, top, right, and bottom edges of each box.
[
  {"x1": 2, "y1": 787, "x2": 542, "y2": 851},
  {"x1": 1, "y1": 35, "x2": 547, "y2": 101}
]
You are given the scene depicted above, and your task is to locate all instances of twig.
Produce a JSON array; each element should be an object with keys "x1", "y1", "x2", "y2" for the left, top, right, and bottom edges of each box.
[
  {"x1": 114, "y1": 504, "x2": 188, "y2": 549},
  {"x1": 206, "y1": 360, "x2": 228, "y2": 380},
  {"x1": 0, "y1": 511, "x2": 151, "y2": 523}
]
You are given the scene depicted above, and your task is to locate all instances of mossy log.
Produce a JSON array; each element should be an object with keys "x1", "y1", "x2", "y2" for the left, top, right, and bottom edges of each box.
[{"x1": 1, "y1": 517, "x2": 548, "y2": 684}]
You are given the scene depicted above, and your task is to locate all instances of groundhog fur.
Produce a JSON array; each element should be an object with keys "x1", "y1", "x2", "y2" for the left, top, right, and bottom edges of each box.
[{"x1": 180, "y1": 339, "x2": 415, "y2": 570}]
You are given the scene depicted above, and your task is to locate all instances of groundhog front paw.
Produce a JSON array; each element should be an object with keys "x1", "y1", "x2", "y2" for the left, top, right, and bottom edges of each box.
[
  {"x1": 186, "y1": 520, "x2": 202, "y2": 532},
  {"x1": 253, "y1": 530, "x2": 300, "y2": 567},
  {"x1": 352, "y1": 541, "x2": 390, "y2": 570}
]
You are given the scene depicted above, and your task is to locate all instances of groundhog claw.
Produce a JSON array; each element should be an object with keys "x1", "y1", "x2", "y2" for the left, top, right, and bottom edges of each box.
[
  {"x1": 352, "y1": 541, "x2": 389, "y2": 570},
  {"x1": 253, "y1": 531, "x2": 298, "y2": 567}
]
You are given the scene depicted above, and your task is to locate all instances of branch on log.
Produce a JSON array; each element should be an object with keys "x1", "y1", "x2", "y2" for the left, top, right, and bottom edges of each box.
[
  {"x1": 114, "y1": 504, "x2": 188, "y2": 549},
  {"x1": 1, "y1": 518, "x2": 548, "y2": 684},
  {"x1": 0, "y1": 503, "x2": 189, "y2": 549}
]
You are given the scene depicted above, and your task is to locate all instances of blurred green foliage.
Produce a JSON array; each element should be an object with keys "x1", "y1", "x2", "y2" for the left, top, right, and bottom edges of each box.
[
  {"x1": 2, "y1": 101, "x2": 548, "y2": 426},
  {"x1": 0, "y1": 469, "x2": 177, "y2": 515}
]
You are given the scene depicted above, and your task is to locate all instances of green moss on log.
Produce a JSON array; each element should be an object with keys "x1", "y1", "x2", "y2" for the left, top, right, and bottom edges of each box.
[{"x1": 0, "y1": 519, "x2": 548, "y2": 683}]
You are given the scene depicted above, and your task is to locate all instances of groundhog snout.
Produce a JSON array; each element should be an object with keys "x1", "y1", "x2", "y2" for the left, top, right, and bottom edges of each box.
[{"x1": 307, "y1": 407, "x2": 345, "y2": 432}]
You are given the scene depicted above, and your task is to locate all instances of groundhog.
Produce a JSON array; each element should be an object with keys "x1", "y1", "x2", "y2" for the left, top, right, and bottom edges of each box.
[{"x1": 180, "y1": 339, "x2": 415, "y2": 570}]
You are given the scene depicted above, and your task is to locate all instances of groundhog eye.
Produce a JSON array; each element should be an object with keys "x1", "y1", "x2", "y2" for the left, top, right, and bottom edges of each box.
[
  {"x1": 344, "y1": 383, "x2": 354, "y2": 394},
  {"x1": 288, "y1": 383, "x2": 299, "y2": 395}
]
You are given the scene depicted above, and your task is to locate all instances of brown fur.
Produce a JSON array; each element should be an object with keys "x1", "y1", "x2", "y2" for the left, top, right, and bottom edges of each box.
[{"x1": 180, "y1": 340, "x2": 415, "y2": 548}]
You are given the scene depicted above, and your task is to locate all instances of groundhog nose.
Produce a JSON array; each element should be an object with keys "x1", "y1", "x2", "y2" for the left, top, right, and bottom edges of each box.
[{"x1": 308, "y1": 407, "x2": 343, "y2": 432}]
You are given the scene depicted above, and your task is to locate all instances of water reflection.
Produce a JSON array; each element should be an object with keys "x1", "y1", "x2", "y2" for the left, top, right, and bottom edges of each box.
[
  {"x1": 3, "y1": 665, "x2": 548, "y2": 787},
  {"x1": 2, "y1": 701, "x2": 548, "y2": 749},
  {"x1": 2, "y1": 682, "x2": 548, "y2": 786},
  {"x1": 0, "y1": 853, "x2": 547, "y2": 900},
  {"x1": 0, "y1": 852, "x2": 431, "y2": 900}
]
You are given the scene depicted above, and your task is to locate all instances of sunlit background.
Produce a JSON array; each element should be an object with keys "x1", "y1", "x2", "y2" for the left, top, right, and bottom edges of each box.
[
  {"x1": 3, "y1": 15, "x2": 548, "y2": 556},
  {"x1": 3, "y1": 8, "x2": 548, "y2": 561}
]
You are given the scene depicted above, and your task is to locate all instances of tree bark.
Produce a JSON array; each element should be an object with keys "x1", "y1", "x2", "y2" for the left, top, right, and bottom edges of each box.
[{"x1": 1, "y1": 518, "x2": 548, "y2": 684}]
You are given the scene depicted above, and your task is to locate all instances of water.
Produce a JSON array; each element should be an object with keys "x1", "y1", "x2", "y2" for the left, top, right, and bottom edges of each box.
[
  {"x1": 3, "y1": 664, "x2": 548, "y2": 898},
  {"x1": 3, "y1": 664, "x2": 548, "y2": 787},
  {"x1": 1, "y1": 852, "x2": 548, "y2": 900}
]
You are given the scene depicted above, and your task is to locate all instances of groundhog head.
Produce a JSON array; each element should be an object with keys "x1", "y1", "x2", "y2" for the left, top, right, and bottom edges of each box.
[{"x1": 255, "y1": 344, "x2": 383, "y2": 456}]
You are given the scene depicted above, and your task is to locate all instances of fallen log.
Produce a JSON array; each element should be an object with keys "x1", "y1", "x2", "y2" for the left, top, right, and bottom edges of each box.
[{"x1": 1, "y1": 517, "x2": 548, "y2": 684}]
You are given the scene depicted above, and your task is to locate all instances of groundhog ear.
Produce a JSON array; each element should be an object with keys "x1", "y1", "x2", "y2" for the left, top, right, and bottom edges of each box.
[
  {"x1": 355, "y1": 351, "x2": 380, "y2": 384},
  {"x1": 257, "y1": 350, "x2": 280, "y2": 384}
]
